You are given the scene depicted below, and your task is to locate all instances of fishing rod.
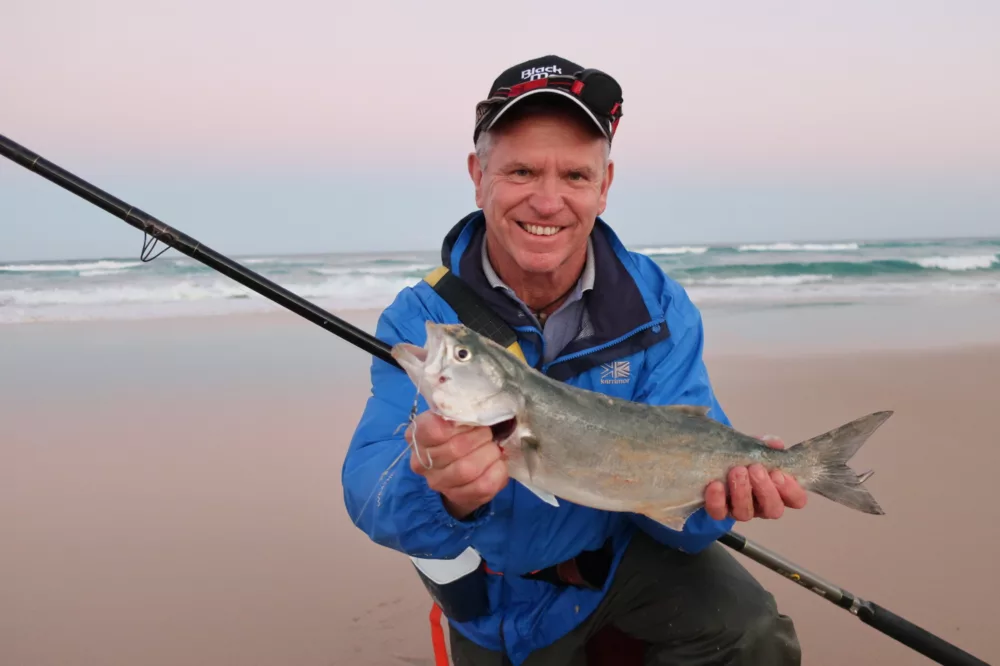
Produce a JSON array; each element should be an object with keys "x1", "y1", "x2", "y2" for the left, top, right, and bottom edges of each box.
[
  {"x1": 1, "y1": 133, "x2": 990, "y2": 666},
  {"x1": 717, "y1": 532, "x2": 988, "y2": 666}
]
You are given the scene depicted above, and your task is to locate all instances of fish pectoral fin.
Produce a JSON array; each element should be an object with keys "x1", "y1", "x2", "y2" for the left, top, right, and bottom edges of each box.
[
  {"x1": 643, "y1": 499, "x2": 705, "y2": 531},
  {"x1": 520, "y1": 440, "x2": 559, "y2": 507},
  {"x1": 518, "y1": 480, "x2": 560, "y2": 508},
  {"x1": 523, "y1": 436, "x2": 541, "y2": 478},
  {"x1": 666, "y1": 404, "x2": 711, "y2": 418}
]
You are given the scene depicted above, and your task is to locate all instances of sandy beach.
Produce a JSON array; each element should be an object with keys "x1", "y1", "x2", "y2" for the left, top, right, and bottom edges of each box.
[
  {"x1": 4, "y1": 2, "x2": 997, "y2": 663},
  {"x1": 2, "y1": 305, "x2": 998, "y2": 666}
]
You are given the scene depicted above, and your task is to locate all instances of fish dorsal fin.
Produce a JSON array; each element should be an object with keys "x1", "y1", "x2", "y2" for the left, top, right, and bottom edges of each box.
[{"x1": 667, "y1": 404, "x2": 711, "y2": 418}]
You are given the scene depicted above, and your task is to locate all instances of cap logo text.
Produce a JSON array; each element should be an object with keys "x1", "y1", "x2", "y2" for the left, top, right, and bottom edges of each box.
[{"x1": 521, "y1": 65, "x2": 562, "y2": 81}]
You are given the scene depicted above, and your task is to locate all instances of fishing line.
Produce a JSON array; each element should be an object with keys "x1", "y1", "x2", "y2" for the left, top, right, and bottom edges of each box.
[
  {"x1": 350, "y1": 393, "x2": 433, "y2": 534},
  {"x1": 350, "y1": 436, "x2": 410, "y2": 533},
  {"x1": 407, "y1": 390, "x2": 434, "y2": 470}
]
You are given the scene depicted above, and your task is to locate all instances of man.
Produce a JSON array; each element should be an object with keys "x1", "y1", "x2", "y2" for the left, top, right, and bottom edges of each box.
[{"x1": 342, "y1": 55, "x2": 806, "y2": 665}]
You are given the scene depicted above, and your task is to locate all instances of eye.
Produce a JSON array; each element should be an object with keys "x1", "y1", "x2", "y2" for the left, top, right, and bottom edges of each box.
[{"x1": 454, "y1": 346, "x2": 472, "y2": 362}]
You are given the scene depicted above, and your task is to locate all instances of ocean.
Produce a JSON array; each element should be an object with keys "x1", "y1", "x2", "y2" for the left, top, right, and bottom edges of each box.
[{"x1": 2, "y1": 237, "x2": 998, "y2": 325}]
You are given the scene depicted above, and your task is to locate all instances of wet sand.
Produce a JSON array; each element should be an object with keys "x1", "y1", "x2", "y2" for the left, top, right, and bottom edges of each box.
[{"x1": 2, "y1": 310, "x2": 998, "y2": 665}]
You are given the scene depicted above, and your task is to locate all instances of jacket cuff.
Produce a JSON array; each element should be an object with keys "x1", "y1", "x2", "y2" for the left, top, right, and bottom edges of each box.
[
  {"x1": 628, "y1": 510, "x2": 734, "y2": 554},
  {"x1": 401, "y1": 462, "x2": 495, "y2": 534}
]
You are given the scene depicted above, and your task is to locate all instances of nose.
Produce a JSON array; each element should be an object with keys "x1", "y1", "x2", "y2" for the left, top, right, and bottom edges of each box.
[{"x1": 528, "y1": 173, "x2": 565, "y2": 218}]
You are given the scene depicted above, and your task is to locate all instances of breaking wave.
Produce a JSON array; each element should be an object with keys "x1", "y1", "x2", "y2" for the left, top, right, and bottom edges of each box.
[
  {"x1": 0, "y1": 260, "x2": 142, "y2": 273},
  {"x1": 2, "y1": 239, "x2": 998, "y2": 323},
  {"x1": 0, "y1": 275, "x2": 418, "y2": 309},
  {"x1": 312, "y1": 263, "x2": 434, "y2": 277},
  {"x1": 638, "y1": 246, "x2": 709, "y2": 256},
  {"x1": 688, "y1": 275, "x2": 834, "y2": 287},
  {"x1": 912, "y1": 255, "x2": 999, "y2": 271},
  {"x1": 737, "y1": 242, "x2": 860, "y2": 252},
  {"x1": 666, "y1": 255, "x2": 1000, "y2": 282}
]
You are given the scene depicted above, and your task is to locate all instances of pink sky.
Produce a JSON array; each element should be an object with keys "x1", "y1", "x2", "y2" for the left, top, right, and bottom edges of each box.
[
  {"x1": 3, "y1": 0, "x2": 998, "y2": 182},
  {"x1": 3, "y1": 1, "x2": 999, "y2": 260}
]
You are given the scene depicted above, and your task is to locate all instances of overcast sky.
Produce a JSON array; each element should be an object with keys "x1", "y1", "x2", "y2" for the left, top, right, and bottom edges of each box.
[{"x1": 2, "y1": 0, "x2": 998, "y2": 262}]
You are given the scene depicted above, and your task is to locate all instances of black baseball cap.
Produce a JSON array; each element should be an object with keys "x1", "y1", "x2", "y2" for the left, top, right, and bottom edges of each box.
[{"x1": 473, "y1": 55, "x2": 624, "y2": 145}]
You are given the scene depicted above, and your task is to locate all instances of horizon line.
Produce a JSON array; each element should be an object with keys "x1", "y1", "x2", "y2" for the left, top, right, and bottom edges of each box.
[{"x1": 3, "y1": 232, "x2": 998, "y2": 265}]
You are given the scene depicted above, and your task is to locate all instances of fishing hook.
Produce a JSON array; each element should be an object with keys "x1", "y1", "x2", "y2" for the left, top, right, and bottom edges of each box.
[{"x1": 406, "y1": 390, "x2": 433, "y2": 470}]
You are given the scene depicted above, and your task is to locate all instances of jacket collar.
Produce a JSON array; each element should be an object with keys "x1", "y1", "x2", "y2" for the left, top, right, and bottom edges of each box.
[{"x1": 439, "y1": 211, "x2": 669, "y2": 377}]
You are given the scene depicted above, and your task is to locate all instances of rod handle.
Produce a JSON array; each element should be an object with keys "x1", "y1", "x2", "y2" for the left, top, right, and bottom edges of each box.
[{"x1": 857, "y1": 602, "x2": 990, "y2": 666}]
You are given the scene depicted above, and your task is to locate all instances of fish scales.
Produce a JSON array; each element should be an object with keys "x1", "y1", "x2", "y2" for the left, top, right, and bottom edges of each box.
[{"x1": 514, "y1": 370, "x2": 810, "y2": 513}]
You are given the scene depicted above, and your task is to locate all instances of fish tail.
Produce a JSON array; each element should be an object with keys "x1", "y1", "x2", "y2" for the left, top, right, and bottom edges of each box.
[{"x1": 795, "y1": 410, "x2": 893, "y2": 515}]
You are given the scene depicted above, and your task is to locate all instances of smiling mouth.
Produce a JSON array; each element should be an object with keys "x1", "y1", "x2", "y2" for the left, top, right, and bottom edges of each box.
[{"x1": 517, "y1": 222, "x2": 563, "y2": 237}]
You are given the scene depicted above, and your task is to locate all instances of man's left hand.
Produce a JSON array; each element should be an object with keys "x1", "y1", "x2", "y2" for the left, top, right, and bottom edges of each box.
[{"x1": 704, "y1": 436, "x2": 809, "y2": 521}]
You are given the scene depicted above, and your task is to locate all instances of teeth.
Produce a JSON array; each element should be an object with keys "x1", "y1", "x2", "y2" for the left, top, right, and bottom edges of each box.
[{"x1": 520, "y1": 223, "x2": 561, "y2": 236}]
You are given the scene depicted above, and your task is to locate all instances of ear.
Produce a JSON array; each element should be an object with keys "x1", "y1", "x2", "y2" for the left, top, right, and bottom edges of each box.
[
  {"x1": 468, "y1": 152, "x2": 485, "y2": 209},
  {"x1": 597, "y1": 159, "x2": 615, "y2": 215}
]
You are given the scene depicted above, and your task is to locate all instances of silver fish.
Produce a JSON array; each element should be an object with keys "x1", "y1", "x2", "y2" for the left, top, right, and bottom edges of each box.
[{"x1": 391, "y1": 322, "x2": 889, "y2": 529}]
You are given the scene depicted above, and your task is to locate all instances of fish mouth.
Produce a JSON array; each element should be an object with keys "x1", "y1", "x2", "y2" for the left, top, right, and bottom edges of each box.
[
  {"x1": 392, "y1": 322, "x2": 451, "y2": 387},
  {"x1": 392, "y1": 343, "x2": 427, "y2": 363},
  {"x1": 392, "y1": 321, "x2": 445, "y2": 368},
  {"x1": 490, "y1": 417, "x2": 517, "y2": 445},
  {"x1": 391, "y1": 342, "x2": 429, "y2": 384}
]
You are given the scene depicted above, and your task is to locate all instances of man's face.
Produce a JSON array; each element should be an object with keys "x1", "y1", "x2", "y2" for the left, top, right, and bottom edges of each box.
[{"x1": 468, "y1": 111, "x2": 614, "y2": 278}]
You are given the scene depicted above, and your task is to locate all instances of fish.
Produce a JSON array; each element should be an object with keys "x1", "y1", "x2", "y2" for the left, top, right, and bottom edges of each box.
[{"x1": 390, "y1": 321, "x2": 890, "y2": 529}]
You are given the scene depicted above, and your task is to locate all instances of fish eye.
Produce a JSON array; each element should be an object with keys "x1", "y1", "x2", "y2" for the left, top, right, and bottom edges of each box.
[{"x1": 454, "y1": 346, "x2": 472, "y2": 362}]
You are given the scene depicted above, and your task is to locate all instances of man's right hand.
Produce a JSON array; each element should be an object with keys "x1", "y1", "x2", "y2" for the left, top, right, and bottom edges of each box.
[{"x1": 406, "y1": 411, "x2": 508, "y2": 520}]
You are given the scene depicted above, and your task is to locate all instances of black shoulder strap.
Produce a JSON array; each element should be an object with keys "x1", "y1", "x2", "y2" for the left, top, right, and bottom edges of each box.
[
  {"x1": 422, "y1": 266, "x2": 527, "y2": 364},
  {"x1": 416, "y1": 266, "x2": 615, "y2": 602}
]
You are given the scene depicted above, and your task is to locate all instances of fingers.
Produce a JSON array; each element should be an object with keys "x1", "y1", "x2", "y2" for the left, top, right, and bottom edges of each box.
[
  {"x1": 708, "y1": 464, "x2": 806, "y2": 523},
  {"x1": 404, "y1": 411, "x2": 508, "y2": 519},
  {"x1": 727, "y1": 467, "x2": 755, "y2": 521},
  {"x1": 705, "y1": 433, "x2": 791, "y2": 521},
  {"x1": 412, "y1": 412, "x2": 476, "y2": 449},
  {"x1": 408, "y1": 420, "x2": 494, "y2": 471},
  {"x1": 748, "y1": 464, "x2": 784, "y2": 519},
  {"x1": 772, "y1": 470, "x2": 808, "y2": 509},
  {"x1": 441, "y1": 458, "x2": 509, "y2": 519},
  {"x1": 424, "y1": 437, "x2": 504, "y2": 491},
  {"x1": 704, "y1": 480, "x2": 728, "y2": 521}
]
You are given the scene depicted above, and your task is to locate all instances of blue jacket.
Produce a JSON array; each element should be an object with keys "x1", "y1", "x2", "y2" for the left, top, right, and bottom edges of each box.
[{"x1": 342, "y1": 211, "x2": 735, "y2": 665}]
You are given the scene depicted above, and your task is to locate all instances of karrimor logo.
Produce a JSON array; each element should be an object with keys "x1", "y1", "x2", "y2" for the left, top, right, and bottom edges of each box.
[
  {"x1": 600, "y1": 361, "x2": 631, "y2": 385},
  {"x1": 521, "y1": 64, "x2": 563, "y2": 81}
]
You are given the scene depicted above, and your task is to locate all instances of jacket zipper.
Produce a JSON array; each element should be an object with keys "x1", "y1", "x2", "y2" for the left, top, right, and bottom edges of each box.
[
  {"x1": 512, "y1": 324, "x2": 545, "y2": 369},
  {"x1": 540, "y1": 318, "x2": 664, "y2": 375}
]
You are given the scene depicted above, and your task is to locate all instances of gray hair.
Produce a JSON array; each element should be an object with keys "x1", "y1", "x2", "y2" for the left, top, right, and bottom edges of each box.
[{"x1": 474, "y1": 101, "x2": 612, "y2": 171}]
